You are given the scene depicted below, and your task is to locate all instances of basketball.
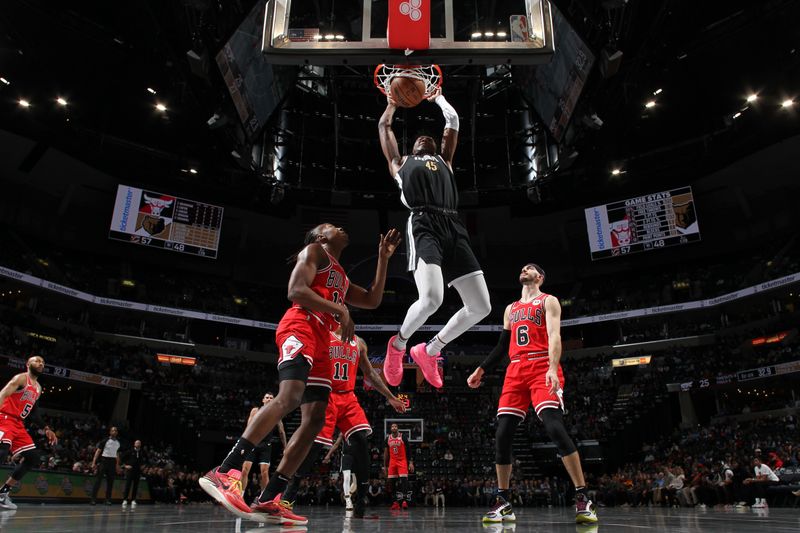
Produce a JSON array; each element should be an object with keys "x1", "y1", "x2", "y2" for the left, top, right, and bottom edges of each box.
[{"x1": 390, "y1": 76, "x2": 427, "y2": 108}]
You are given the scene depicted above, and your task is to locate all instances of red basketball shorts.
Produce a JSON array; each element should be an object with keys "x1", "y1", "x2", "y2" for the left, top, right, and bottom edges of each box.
[
  {"x1": 314, "y1": 391, "x2": 371, "y2": 447},
  {"x1": 0, "y1": 414, "x2": 35, "y2": 455},
  {"x1": 388, "y1": 461, "x2": 408, "y2": 478},
  {"x1": 275, "y1": 312, "x2": 332, "y2": 391},
  {"x1": 497, "y1": 357, "x2": 565, "y2": 420}
]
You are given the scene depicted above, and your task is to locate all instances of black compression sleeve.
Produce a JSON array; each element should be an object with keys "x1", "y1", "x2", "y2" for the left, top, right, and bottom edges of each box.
[
  {"x1": 26, "y1": 404, "x2": 45, "y2": 426},
  {"x1": 479, "y1": 329, "x2": 511, "y2": 371}
]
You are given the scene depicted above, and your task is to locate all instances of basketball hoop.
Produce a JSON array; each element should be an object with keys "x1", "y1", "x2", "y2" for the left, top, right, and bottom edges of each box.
[{"x1": 374, "y1": 64, "x2": 443, "y2": 99}]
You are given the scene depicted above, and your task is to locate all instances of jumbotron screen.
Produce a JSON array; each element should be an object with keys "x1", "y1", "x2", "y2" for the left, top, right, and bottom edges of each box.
[
  {"x1": 109, "y1": 185, "x2": 223, "y2": 259},
  {"x1": 584, "y1": 186, "x2": 700, "y2": 260}
]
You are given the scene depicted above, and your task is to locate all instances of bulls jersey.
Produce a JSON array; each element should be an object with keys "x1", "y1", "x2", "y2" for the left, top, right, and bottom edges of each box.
[
  {"x1": 288, "y1": 250, "x2": 350, "y2": 331},
  {"x1": 329, "y1": 333, "x2": 360, "y2": 392},
  {"x1": 394, "y1": 154, "x2": 457, "y2": 210},
  {"x1": 508, "y1": 295, "x2": 550, "y2": 360},
  {"x1": 386, "y1": 433, "x2": 408, "y2": 464},
  {"x1": 0, "y1": 374, "x2": 40, "y2": 420}
]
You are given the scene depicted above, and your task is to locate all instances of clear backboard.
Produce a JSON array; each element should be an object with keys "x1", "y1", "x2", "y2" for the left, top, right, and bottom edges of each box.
[{"x1": 262, "y1": 0, "x2": 554, "y2": 65}]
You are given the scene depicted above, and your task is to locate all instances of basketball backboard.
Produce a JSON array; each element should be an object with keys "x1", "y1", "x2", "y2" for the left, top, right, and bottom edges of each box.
[{"x1": 262, "y1": 0, "x2": 554, "y2": 65}]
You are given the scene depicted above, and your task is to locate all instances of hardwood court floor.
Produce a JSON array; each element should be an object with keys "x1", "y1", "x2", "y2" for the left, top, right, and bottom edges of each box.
[{"x1": 0, "y1": 503, "x2": 797, "y2": 532}]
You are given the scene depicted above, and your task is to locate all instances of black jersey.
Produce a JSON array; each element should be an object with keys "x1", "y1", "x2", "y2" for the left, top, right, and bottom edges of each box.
[{"x1": 394, "y1": 154, "x2": 458, "y2": 211}]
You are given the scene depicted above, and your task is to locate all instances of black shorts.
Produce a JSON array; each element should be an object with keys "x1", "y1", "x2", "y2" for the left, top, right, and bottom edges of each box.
[
  {"x1": 246, "y1": 443, "x2": 273, "y2": 465},
  {"x1": 278, "y1": 356, "x2": 332, "y2": 404},
  {"x1": 405, "y1": 210, "x2": 482, "y2": 285}
]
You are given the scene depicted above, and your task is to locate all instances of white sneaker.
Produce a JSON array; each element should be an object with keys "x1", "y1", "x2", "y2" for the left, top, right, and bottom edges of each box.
[
  {"x1": 0, "y1": 493, "x2": 17, "y2": 511},
  {"x1": 345, "y1": 496, "x2": 353, "y2": 512},
  {"x1": 752, "y1": 501, "x2": 765, "y2": 509},
  {"x1": 482, "y1": 497, "x2": 515, "y2": 523},
  {"x1": 122, "y1": 500, "x2": 128, "y2": 508},
  {"x1": 131, "y1": 500, "x2": 137, "y2": 509},
  {"x1": 0, "y1": 492, "x2": 17, "y2": 511}
]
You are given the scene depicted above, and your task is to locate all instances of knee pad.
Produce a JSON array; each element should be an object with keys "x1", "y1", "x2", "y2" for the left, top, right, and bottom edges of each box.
[
  {"x1": 495, "y1": 414, "x2": 521, "y2": 464},
  {"x1": 539, "y1": 409, "x2": 577, "y2": 456}
]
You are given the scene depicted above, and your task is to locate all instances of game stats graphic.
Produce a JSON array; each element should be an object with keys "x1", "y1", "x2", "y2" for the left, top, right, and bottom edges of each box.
[
  {"x1": 585, "y1": 186, "x2": 701, "y2": 260},
  {"x1": 109, "y1": 185, "x2": 224, "y2": 259}
]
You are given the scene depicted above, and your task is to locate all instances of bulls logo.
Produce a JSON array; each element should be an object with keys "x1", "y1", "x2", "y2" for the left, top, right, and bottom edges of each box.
[
  {"x1": 142, "y1": 194, "x2": 174, "y2": 216},
  {"x1": 399, "y1": 0, "x2": 422, "y2": 21},
  {"x1": 280, "y1": 336, "x2": 304, "y2": 364}
]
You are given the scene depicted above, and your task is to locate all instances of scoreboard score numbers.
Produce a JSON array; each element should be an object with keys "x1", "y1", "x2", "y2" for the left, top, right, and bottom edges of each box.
[
  {"x1": 109, "y1": 185, "x2": 223, "y2": 258},
  {"x1": 585, "y1": 186, "x2": 701, "y2": 260}
]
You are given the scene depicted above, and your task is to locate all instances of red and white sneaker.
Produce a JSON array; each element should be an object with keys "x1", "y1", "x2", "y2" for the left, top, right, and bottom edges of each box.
[
  {"x1": 390, "y1": 501, "x2": 401, "y2": 511},
  {"x1": 401, "y1": 500, "x2": 408, "y2": 510},
  {"x1": 198, "y1": 467, "x2": 251, "y2": 518},
  {"x1": 575, "y1": 493, "x2": 598, "y2": 524},
  {"x1": 409, "y1": 343, "x2": 443, "y2": 388},
  {"x1": 250, "y1": 494, "x2": 308, "y2": 526},
  {"x1": 383, "y1": 335, "x2": 405, "y2": 386}
]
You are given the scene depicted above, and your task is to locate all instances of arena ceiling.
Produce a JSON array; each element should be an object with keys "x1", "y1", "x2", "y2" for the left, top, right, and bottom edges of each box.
[{"x1": 1, "y1": 0, "x2": 798, "y2": 214}]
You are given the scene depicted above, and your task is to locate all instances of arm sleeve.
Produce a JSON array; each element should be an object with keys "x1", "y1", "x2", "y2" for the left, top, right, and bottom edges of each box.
[
  {"x1": 479, "y1": 329, "x2": 511, "y2": 371},
  {"x1": 434, "y1": 95, "x2": 459, "y2": 132}
]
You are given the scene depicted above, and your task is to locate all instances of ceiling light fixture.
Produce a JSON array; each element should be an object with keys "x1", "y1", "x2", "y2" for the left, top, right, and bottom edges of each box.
[
  {"x1": 18, "y1": 99, "x2": 30, "y2": 108},
  {"x1": 732, "y1": 112, "x2": 742, "y2": 119},
  {"x1": 56, "y1": 97, "x2": 68, "y2": 106},
  {"x1": 484, "y1": 31, "x2": 495, "y2": 37},
  {"x1": 611, "y1": 168, "x2": 621, "y2": 176},
  {"x1": 324, "y1": 34, "x2": 335, "y2": 40},
  {"x1": 746, "y1": 93, "x2": 758, "y2": 102},
  {"x1": 471, "y1": 32, "x2": 482, "y2": 39},
  {"x1": 0, "y1": 77, "x2": 9, "y2": 85},
  {"x1": 155, "y1": 103, "x2": 167, "y2": 112},
  {"x1": 147, "y1": 87, "x2": 157, "y2": 94},
  {"x1": 189, "y1": 168, "x2": 198, "y2": 174},
  {"x1": 781, "y1": 99, "x2": 794, "y2": 108},
  {"x1": 653, "y1": 88, "x2": 663, "y2": 95},
  {"x1": 645, "y1": 100, "x2": 656, "y2": 108},
  {"x1": 496, "y1": 31, "x2": 507, "y2": 38}
]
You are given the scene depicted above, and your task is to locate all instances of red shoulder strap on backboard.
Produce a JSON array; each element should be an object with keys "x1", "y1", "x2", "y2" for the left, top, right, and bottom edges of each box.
[{"x1": 387, "y1": 0, "x2": 430, "y2": 50}]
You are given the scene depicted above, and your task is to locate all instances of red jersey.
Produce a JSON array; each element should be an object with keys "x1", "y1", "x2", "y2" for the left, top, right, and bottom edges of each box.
[
  {"x1": 387, "y1": 433, "x2": 408, "y2": 464},
  {"x1": 0, "y1": 374, "x2": 41, "y2": 420},
  {"x1": 329, "y1": 333, "x2": 360, "y2": 392},
  {"x1": 508, "y1": 294, "x2": 550, "y2": 360},
  {"x1": 285, "y1": 250, "x2": 350, "y2": 331}
]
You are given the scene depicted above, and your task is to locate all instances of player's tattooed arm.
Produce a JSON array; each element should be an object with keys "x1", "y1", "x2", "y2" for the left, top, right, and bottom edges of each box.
[{"x1": 0, "y1": 374, "x2": 26, "y2": 403}]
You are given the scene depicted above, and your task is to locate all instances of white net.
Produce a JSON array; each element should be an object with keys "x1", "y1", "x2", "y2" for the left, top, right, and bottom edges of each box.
[{"x1": 374, "y1": 64, "x2": 442, "y2": 98}]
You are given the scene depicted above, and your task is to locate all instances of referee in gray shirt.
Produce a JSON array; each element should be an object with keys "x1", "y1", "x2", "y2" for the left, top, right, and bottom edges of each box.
[{"x1": 90, "y1": 426, "x2": 121, "y2": 505}]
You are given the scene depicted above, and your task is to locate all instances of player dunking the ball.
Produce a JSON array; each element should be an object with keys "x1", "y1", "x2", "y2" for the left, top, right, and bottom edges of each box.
[
  {"x1": 467, "y1": 264, "x2": 598, "y2": 525},
  {"x1": 200, "y1": 224, "x2": 401, "y2": 526},
  {"x1": 0, "y1": 356, "x2": 58, "y2": 510},
  {"x1": 379, "y1": 87, "x2": 491, "y2": 389}
]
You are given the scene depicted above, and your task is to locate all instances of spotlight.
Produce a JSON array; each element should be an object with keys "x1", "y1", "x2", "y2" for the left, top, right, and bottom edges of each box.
[
  {"x1": 496, "y1": 31, "x2": 507, "y2": 38},
  {"x1": 189, "y1": 168, "x2": 198, "y2": 174},
  {"x1": 781, "y1": 99, "x2": 794, "y2": 108},
  {"x1": 645, "y1": 100, "x2": 656, "y2": 109},
  {"x1": 653, "y1": 88, "x2": 663, "y2": 95},
  {"x1": 484, "y1": 31, "x2": 494, "y2": 37},
  {"x1": 611, "y1": 168, "x2": 621, "y2": 176},
  {"x1": 471, "y1": 32, "x2": 482, "y2": 39},
  {"x1": 732, "y1": 112, "x2": 742, "y2": 119},
  {"x1": 313, "y1": 34, "x2": 323, "y2": 40},
  {"x1": 0, "y1": 77, "x2": 9, "y2": 85},
  {"x1": 155, "y1": 103, "x2": 167, "y2": 112},
  {"x1": 335, "y1": 35, "x2": 345, "y2": 40},
  {"x1": 56, "y1": 97, "x2": 68, "y2": 106},
  {"x1": 18, "y1": 99, "x2": 30, "y2": 108},
  {"x1": 147, "y1": 87, "x2": 157, "y2": 94},
  {"x1": 324, "y1": 34, "x2": 335, "y2": 40},
  {"x1": 746, "y1": 93, "x2": 758, "y2": 102}
]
